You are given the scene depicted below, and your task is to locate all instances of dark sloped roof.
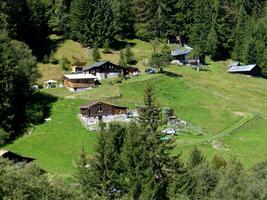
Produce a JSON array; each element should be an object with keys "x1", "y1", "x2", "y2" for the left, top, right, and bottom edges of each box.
[
  {"x1": 80, "y1": 100, "x2": 128, "y2": 109},
  {"x1": 83, "y1": 61, "x2": 109, "y2": 71},
  {"x1": 228, "y1": 64, "x2": 257, "y2": 72},
  {"x1": 171, "y1": 48, "x2": 192, "y2": 57}
]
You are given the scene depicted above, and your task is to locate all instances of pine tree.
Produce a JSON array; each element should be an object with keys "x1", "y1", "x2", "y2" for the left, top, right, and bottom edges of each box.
[
  {"x1": 92, "y1": 45, "x2": 101, "y2": 61},
  {"x1": 187, "y1": 147, "x2": 206, "y2": 168},
  {"x1": 70, "y1": 0, "x2": 93, "y2": 45},
  {"x1": 190, "y1": 0, "x2": 212, "y2": 61},
  {"x1": 103, "y1": 39, "x2": 111, "y2": 54},
  {"x1": 175, "y1": 0, "x2": 194, "y2": 45},
  {"x1": 74, "y1": 148, "x2": 92, "y2": 199},
  {"x1": 243, "y1": 37, "x2": 257, "y2": 64},
  {"x1": 206, "y1": 27, "x2": 219, "y2": 60},
  {"x1": 122, "y1": 84, "x2": 179, "y2": 199},
  {"x1": 119, "y1": 50, "x2": 127, "y2": 67},
  {"x1": 124, "y1": 45, "x2": 135, "y2": 64},
  {"x1": 233, "y1": 5, "x2": 248, "y2": 61},
  {"x1": 112, "y1": 0, "x2": 134, "y2": 37},
  {"x1": 133, "y1": 0, "x2": 153, "y2": 40}
]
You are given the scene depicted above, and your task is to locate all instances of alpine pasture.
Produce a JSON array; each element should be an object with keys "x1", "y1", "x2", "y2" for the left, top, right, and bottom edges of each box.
[{"x1": 6, "y1": 38, "x2": 267, "y2": 178}]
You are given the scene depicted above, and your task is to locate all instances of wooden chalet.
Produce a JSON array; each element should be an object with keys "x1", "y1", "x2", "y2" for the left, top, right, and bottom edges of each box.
[
  {"x1": 0, "y1": 150, "x2": 35, "y2": 164},
  {"x1": 83, "y1": 61, "x2": 139, "y2": 80},
  {"x1": 228, "y1": 64, "x2": 262, "y2": 76},
  {"x1": 80, "y1": 100, "x2": 128, "y2": 120},
  {"x1": 63, "y1": 73, "x2": 97, "y2": 91}
]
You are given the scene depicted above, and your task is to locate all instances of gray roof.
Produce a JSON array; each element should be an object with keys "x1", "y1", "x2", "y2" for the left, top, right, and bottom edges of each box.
[
  {"x1": 228, "y1": 64, "x2": 257, "y2": 72},
  {"x1": 228, "y1": 62, "x2": 241, "y2": 68},
  {"x1": 171, "y1": 48, "x2": 192, "y2": 57},
  {"x1": 83, "y1": 61, "x2": 109, "y2": 71}
]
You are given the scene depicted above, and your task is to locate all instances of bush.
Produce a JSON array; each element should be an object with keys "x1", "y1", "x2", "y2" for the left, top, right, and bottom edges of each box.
[
  {"x1": 103, "y1": 39, "x2": 111, "y2": 54},
  {"x1": 60, "y1": 56, "x2": 71, "y2": 71}
]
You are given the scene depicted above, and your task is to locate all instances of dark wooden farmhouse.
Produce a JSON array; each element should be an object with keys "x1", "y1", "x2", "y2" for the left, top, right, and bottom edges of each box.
[
  {"x1": 83, "y1": 61, "x2": 139, "y2": 80},
  {"x1": 0, "y1": 150, "x2": 35, "y2": 164},
  {"x1": 63, "y1": 73, "x2": 97, "y2": 91},
  {"x1": 228, "y1": 64, "x2": 262, "y2": 76},
  {"x1": 80, "y1": 100, "x2": 128, "y2": 120}
]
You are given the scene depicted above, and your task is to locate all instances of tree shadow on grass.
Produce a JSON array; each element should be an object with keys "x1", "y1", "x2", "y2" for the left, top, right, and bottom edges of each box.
[
  {"x1": 110, "y1": 39, "x2": 136, "y2": 51},
  {"x1": 3, "y1": 92, "x2": 58, "y2": 146},
  {"x1": 33, "y1": 37, "x2": 65, "y2": 62},
  {"x1": 29, "y1": 92, "x2": 58, "y2": 125},
  {"x1": 159, "y1": 71, "x2": 183, "y2": 79}
]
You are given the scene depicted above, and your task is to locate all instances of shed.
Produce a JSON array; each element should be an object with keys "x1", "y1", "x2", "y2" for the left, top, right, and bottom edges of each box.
[
  {"x1": 44, "y1": 80, "x2": 58, "y2": 89},
  {"x1": 228, "y1": 64, "x2": 261, "y2": 76},
  {"x1": 0, "y1": 150, "x2": 35, "y2": 164},
  {"x1": 171, "y1": 48, "x2": 193, "y2": 63},
  {"x1": 80, "y1": 100, "x2": 128, "y2": 120},
  {"x1": 63, "y1": 73, "x2": 97, "y2": 91}
]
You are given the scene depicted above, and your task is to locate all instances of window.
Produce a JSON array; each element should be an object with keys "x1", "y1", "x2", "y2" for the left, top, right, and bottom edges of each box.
[{"x1": 97, "y1": 105, "x2": 103, "y2": 113}]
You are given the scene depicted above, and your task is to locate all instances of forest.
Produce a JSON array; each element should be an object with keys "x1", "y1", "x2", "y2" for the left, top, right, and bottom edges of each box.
[{"x1": 0, "y1": 0, "x2": 267, "y2": 199}]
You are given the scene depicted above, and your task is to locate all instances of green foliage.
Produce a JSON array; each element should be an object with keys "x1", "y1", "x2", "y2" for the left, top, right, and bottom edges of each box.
[
  {"x1": 187, "y1": 147, "x2": 206, "y2": 168},
  {"x1": 124, "y1": 45, "x2": 135, "y2": 65},
  {"x1": 48, "y1": 0, "x2": 70, "y2": 34},
  {"x1": 112, "y1": 0, "x2": 134, "y2": 37},
  {"x1": 70, "y1": 0, "x2": 115, "y2": 46},
  {"x1": 60, "y1": 56, "x2": 71, "y2": 70},
  {"x1": 211, "y1": 154, "x2": 227, "y2": 170},
  {"x1": 103, "y1": 39, "x2": 111, "y2": 54},
  {"x1": 74, "y1": 148, "x2": 92, "y2": 198},
  {"x1": 0, "y1": 159, "x2": 77, "y2": 199},
  {"x1": 0, "y1": 39, "x2": 39, "y2": 141},
  {"x1": 92, "y1": 45, "x2": 101, "y2": 61},
  {"x1": 118, "y1": 50, "x2": 127, "y2": 67}
]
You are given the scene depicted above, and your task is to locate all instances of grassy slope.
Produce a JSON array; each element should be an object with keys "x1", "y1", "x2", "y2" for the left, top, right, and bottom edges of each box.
[{"x1": 5, "y1": 38, "x2": 267, "y2": 177}]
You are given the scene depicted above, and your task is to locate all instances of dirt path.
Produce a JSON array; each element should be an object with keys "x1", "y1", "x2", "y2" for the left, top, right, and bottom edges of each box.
[{"x1": 179, "y1": 112, "x2": 255, "y2": 148}]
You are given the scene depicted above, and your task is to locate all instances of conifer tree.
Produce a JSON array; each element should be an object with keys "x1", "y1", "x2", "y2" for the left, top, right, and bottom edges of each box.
[
  {"x1": 187, "y1": 147, "x2": 206, "y2": 168},
  {"x1": 103, "y1": 39, "x2": 111, "y2": 54},
  {"x1": 92, "y1": 45, "x2": 101, "y2": 61},
  {"x1": 233, "y1": 5, "x2": 248, "y2": 61},
  {"x1": 206, "y1": 27, "x2": 219, "y2": 60},
  {"x1": 122, "y1": 84, "x2": 181, "y2": 199},
  {"x1": 119, "y1": 50, "x2": 127, "y2": 67},
  {"x1": 74, "y1": 148, "x2": 92, "y2": 199},
  {"x1": 112, "y1": 0, "x2": 134, "y2": 37},
  {"x1": 124, "y1": 45, "x2": 135, "y2": 65}
]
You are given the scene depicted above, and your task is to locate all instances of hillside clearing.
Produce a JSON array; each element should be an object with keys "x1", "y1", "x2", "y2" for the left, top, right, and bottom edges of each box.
[{"x1": 5, "y1": 38, "x2": 267, "y2": 178}]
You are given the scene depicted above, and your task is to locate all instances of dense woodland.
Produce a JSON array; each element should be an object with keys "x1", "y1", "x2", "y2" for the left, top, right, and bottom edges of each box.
[{"x1": 0, "y1": 0, "x2": 267, "y2": 199}]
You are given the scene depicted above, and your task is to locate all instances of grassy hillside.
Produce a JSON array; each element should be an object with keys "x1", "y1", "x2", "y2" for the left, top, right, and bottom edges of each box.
[{"x1": 5, "y1": 38, "x2": 267, "y2": 178}]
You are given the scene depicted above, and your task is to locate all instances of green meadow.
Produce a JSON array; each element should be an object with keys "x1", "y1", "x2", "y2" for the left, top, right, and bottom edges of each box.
[{"x1": 5, "y1": 38, "x2": 267, "y2": 178}]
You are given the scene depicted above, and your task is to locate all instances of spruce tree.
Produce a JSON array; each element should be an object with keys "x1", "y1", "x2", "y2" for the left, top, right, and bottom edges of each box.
[
  {"x1": 119, "y1": 50, "x2": 127, "y2": 67},
  {"x1": 124, "y1": 45, "x2": 135, "y2": 64},
  {"x1": 206, "y1": 27, "x2": 219, "y2": 60},
  {"x1": 122, "y1": 84, "x2": 181, "y2": 199},
  {"x1": 112, "y1": 0, "x2": 134, "y2": 37},
  {"x1": 92, "y1": 45, "x2": 101, "y2": 61},
  {"x1": 74, "y1": 148, "x2": 92, "y2": 199},
  {"x1": 233, "y1": 5, "x2": 248, "y2": 61},
  {"x1": 103, "y1": 39, "x2": 111, "y2": 54},
  {"x1": 187, "y1": 147, "x2": 206, "y2": 168}
]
